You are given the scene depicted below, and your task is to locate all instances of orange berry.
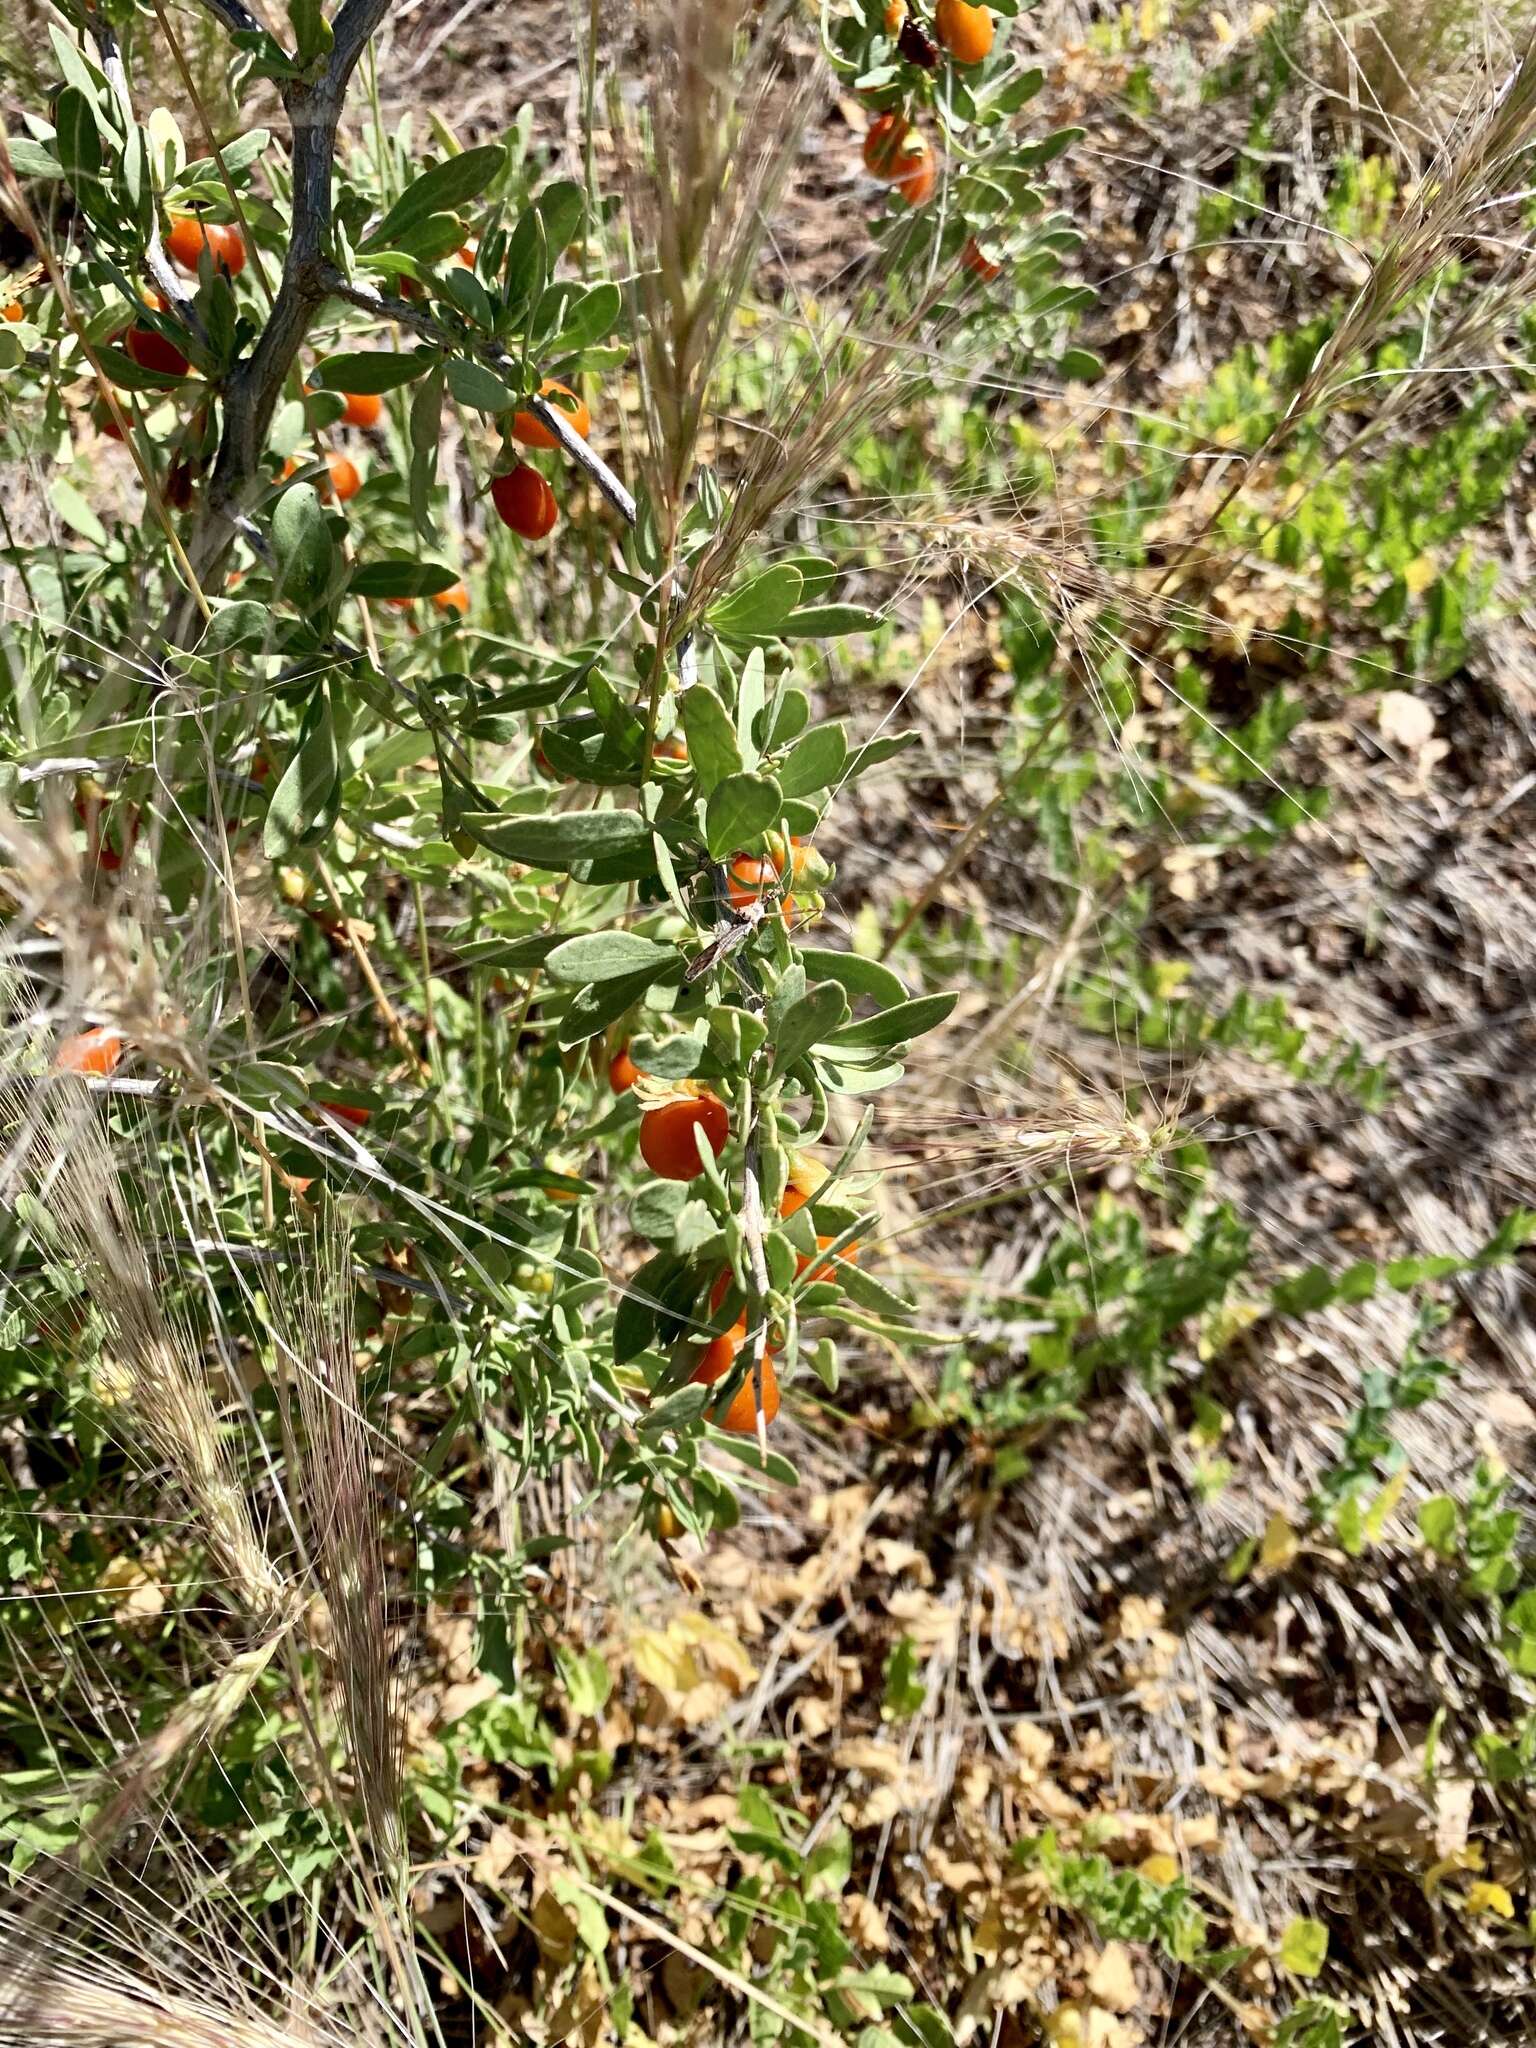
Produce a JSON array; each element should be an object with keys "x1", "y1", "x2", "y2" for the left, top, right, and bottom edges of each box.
[
  {"x1": 883, "y1": 0, "x2": 905, "y2": 30},
  {"x1": 894, "y1": 146, "x2": 937, "y2": 206},
  {"x1": 340, "y1": 390, "x2": 382, "y2": 429},
  {"x1": 431, "y1": 581, "x2": 469, "y2": 614},
  {"x1": 165, "y1": 215, "x2": 223, "y2": 275},
  {"x1": 692, "y1": 1326, "x2": 780, "y2": 1433},
  {"x1": 863, "y1": 111, "x2": 914, "y2": 181},
  {"x1": 961, "y1": 235, "x2": 1002, "y2": 281},
  {"x1": 655, "y1": 733, "x2": 688, "y2": 762},
  {"x1": 322, "y1": 450, "x2": 361, "y2": 501},
  {"x1": 491, "y1": 463, "x2": 559, "y2": 540},
  {"x1": 2, "y1": 300, "x2": 23, "y2": 322},
  {"x1": 609, "y1": 1045, "x2": 640, "y2": 1093},
  {"x1": 799, "y1": 1233, "x2": 861, "y2": 1284},
  {"x1": 318, "y1": 1099, "x2": 370, "y2": 1128},
  {"x1": 123, "y1": 319, "x2": 188, "y2": 378},
  {"x1": 725, "y1": 854, "x2": 778, "y2": 909},
  {"x1": 935, "y1": 0, "x2": 993, "y2": 62},
  {"x1": 211, "y1": 224, "x2": 246, "y2": 276},
  {"x1": 53, "y1": 1026, "x2": 125, "y2": 1078},
  {"x1": 638, "y1": 1092, "x2": 729, "y2": 1180},
  {"x1": 512, "y1": 379, "x2": 591, "y2": 449}
]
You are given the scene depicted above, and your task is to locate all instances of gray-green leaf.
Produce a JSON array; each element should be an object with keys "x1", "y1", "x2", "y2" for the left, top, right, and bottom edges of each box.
[
  {"x1": 545, "y1": 932, "x2": 679, "y2": 986},
  {"x1": 271, "y1": 483, "x2": 333, "y2": 609},
  {"x1": 705, "y1": 773, "x2": 782, "y2": 860},
  {"x1": 680, "y1": 685, "x2": 741, "y2": 795}
]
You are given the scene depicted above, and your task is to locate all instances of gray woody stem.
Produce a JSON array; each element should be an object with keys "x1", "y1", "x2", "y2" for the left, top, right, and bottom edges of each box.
[
  {"x1": 319, "y1": 268, "x2": 639, "y2": 525},
  {"x1": 178, "y1": 0, "x2": 396, "y2": 588}
]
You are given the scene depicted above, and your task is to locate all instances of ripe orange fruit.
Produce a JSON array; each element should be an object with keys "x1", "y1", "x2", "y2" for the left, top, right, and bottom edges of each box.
[
  {"x1": 123, "y1": 314, "x2": 188, "y2": 378},
  {"x1": 609, "y1": 1045, "x2": 640, "y2": 1093},
  {"x1": 165, "y1": 216, "x2": 219, "y2": 274},
  {"x1": 692, "y1": 1328, "x2": 780, "y2": 1432},
  {"x1": 2, "y1": 300, "x2": 23, "y2": 322},
  {"x1": 638, "y1": 1092, "x2": 729, "y2": 1180},
  {"x1": 169, "y1": 218, "x2": 246, "y2": 276},
  {"x1": 800, "y1": 1233, "x2": 861, "y2": 1283},
  {"x1": 893, "y1": 143, "x2": 937, "y2": 205},
  {"x1": 512, "y1": 379, "x2": 591, "y2": 449},
  {"x1": 322, "y1": 450, "x2": 361, "y2": 501},
  {"x1": 655, "y1": 733, "x2": 688, "y2": 762},
  {"x1": 863, "y1": 111, "x2": 914, "y2": 180},
  {"x1": 318, "y1": 1099, "x2": 370, "y2": 1128},
  {"x1": 431, "y1": 581, "x2": 469, "y2": 614},
  {"x1": 53, "y1": 1026, "x2": 125, "y2": 1078},
  {"x1": 491, "y1": 463, "x2": 559, "y2": 540},
  {"x1": 725, "y1": 854, "x2": 779, "y2": 909},
  {"x1": 883, "y1": 0, "x2": 905, "y2": 31},
  {"x1": 935, "y1": 0, "x2": 993, "y2": 63},
  {"x1": 340, "y1": 390, "x2": 382, "y2": 429},
  {"x1": 212, "y1": 224, "x2": 246, "y2": 276},
  {"x1": 961, "y1": 236, "x2": 1002, "y2": 281}
]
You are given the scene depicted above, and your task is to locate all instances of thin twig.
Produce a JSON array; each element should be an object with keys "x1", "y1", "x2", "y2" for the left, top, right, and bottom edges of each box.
[{"x1": 318, "y1": 268, "x2": 638, "y2": 523}]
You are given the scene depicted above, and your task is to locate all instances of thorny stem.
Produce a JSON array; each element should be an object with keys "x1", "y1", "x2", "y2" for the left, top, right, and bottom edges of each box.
[{"x1": 174, "y1": 0, "x2": 396, "y2": 595}]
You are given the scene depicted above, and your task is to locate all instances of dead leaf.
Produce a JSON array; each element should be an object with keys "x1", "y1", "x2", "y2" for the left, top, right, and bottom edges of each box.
[
  {"x1": 1378, "y1": 690, "x2": 1435, "y2": 751},
  {"x1": 1088, "y1": 1942, "x2": 1140, "y2": 2015}
]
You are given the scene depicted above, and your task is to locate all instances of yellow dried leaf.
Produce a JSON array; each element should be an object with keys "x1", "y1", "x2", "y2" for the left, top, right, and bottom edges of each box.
[
  {"x1": 630, "y1": 1628, "x2": 701, "y2": 1697},
  {"x1": 99, "y1": 1554, "x2": 167, "y2": 1621},
  {"x1": 628, "y1": 1611, "x2": 756, "y2": 1712}
]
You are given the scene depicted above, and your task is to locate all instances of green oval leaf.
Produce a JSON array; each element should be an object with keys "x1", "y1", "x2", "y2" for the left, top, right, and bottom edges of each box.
[
  {"x1": 263, "y1": 679, "x2": 344, "y2": 855},
  {"x1": 461, "y1": 809, "x2": 650, "y2": 870},
  {"x1": 349, "y1": 558, "x2": 460, "y2": 599},
  {"x1": 823, "y1": 991, "x2": 957, "y2": 1052},
  {"x1": 545, "y1": 932, "x2": 680, "y2": 987},
  {"x1": 313, "y1": 349, "x2": 435, "y2": 394},
  {"x1": 271, "y1": 483, "x2": 334, "y2": 609},
  {"x1": 362, "y1": 143, "x2": 507, "y2": 250},
  {"x1": 680, "y1": 686, "x2": 741, "y2": 795},
  {"x1": 797, "y1": 947, "x2": 908, "y2": 1008},
  {"x1": 781, "y1": 604, "x2": 883, "y2": 640},
  {"x1": 704, "y1": 773, "x2": 783, "y2": 860},
  {"x1": 707, "y1": 565, "x2": 803, "y2": 640},
  {"x1": 444, "y1": 358, "x2": 517, "y2": 413},
  {"x1": 777, "y1": 722, "x2": 847, "y2": 799}
]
